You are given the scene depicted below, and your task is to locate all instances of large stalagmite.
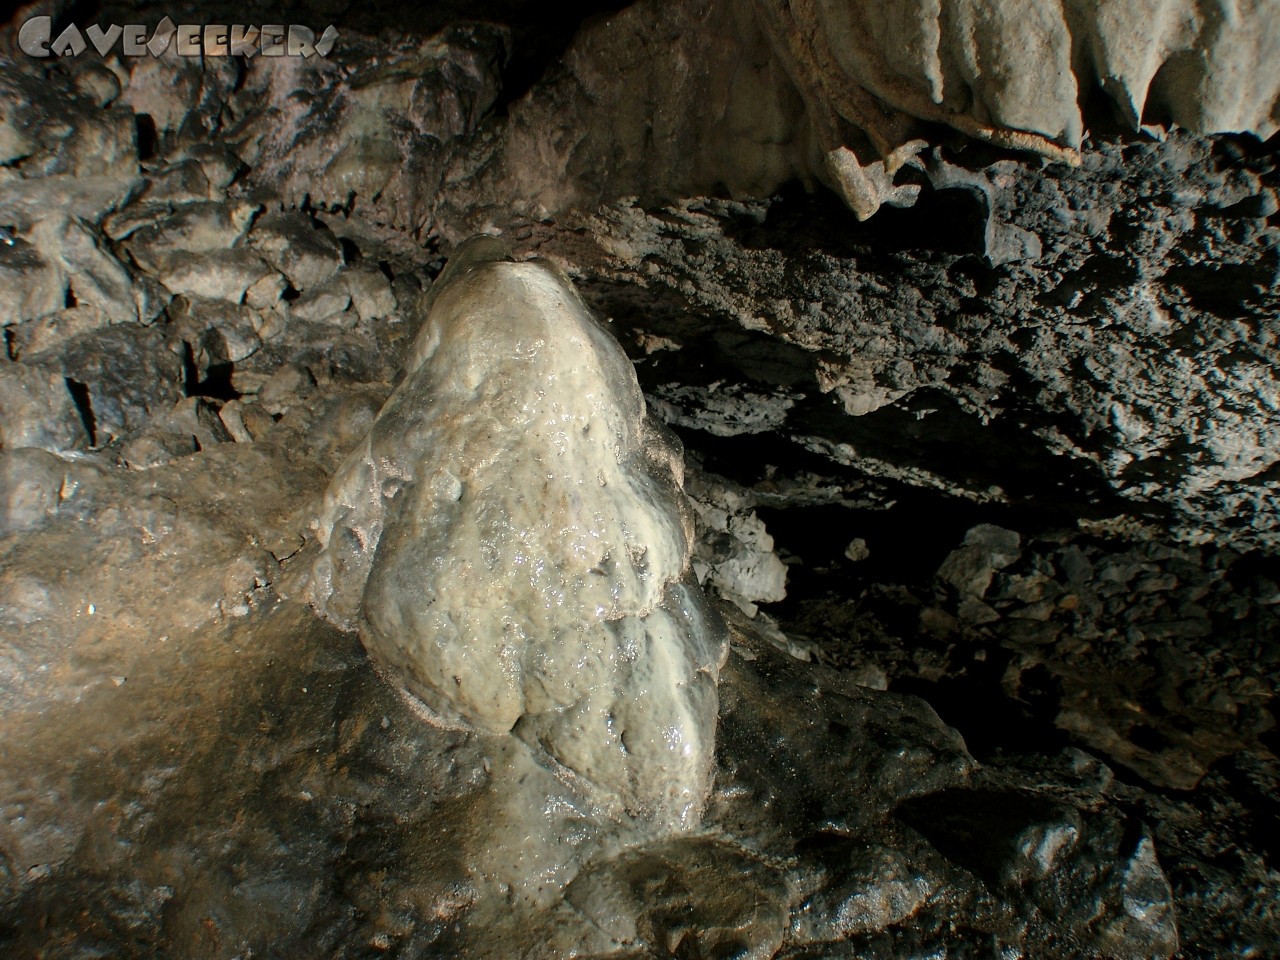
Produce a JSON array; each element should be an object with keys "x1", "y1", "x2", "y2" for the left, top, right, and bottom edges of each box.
[{"x1": 309, "y1": 238, "x2": 729, "y2": 831}]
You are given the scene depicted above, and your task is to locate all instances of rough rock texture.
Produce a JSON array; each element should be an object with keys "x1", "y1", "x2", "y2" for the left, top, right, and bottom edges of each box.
[
  {"x1": 236, "y1": 26, "x2": 511, "y2": 236},
  {"x1": 535, "y1": 133, "x2": 1280, "y2": 554},
  {"x1": 0, "y1": 2, "x2": 1275, "y2": 958}
]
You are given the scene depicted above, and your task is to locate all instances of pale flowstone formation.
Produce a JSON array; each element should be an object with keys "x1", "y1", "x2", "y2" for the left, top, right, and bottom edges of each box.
[
  {"x1": 310, "y1": 239, "x2": 729, "y2": 832},
  {"x1": 750, "y1": 0, "x2": 1280, "y2": 217},
  {"x1": 473, "y1": 0, "x2": 1280, "y2": 226}
]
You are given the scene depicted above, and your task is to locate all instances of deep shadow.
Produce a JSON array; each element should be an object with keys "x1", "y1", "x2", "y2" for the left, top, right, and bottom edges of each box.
[
  {"x1": 723, "y1": 180, "x2": 992, "y2": 262},
  {"x1": 64, "y1": 376, "x2": 97, "y2": 447}
]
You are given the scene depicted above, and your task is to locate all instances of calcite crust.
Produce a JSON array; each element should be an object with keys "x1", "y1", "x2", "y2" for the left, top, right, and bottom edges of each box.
[{"x1": 311, "y1": 241, "x2": 728, "y2": 830}]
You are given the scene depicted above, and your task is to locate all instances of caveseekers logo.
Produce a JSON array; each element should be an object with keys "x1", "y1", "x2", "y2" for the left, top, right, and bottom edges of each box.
[{"x1": 18, "y1": 16, "x2": 339, "y2": 58}]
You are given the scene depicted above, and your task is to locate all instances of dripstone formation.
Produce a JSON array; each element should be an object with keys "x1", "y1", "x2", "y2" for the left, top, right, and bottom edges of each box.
[
  {"x1": 311, "y1": 239, "x2": 728, "y2": 848},
  {"x1": 0, "y1": 1, "x2": 1276, "y2": 958}
]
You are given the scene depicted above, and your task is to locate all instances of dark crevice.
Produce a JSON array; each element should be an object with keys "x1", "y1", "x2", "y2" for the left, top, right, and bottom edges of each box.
[
  {"x1": 721, "y1": 180, "x2": 994, "y2": 262},
  {"x1": 197, "y1": 363, "x2": 240, "y2": 401},
  {"x1": 491, "y1": 1, "x2": 636, "y2": 112},
  {"x1": 181, "y1": 341, "x2": 199, "y2": 396},
  {"x1": 135, "y1": 113, "x2": 158, "y2": 162},
  {"x1": 64, "y1": 377, "x2": 96, "y2": 447},
  {"x1": 182, "y1": 341, "x2": 240, "y2": 401},
  {"x1": 1161, "y1": 259, "x2": 1278, "y2": 319}
]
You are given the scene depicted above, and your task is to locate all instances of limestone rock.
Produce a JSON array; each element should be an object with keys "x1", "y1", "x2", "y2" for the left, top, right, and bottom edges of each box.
[
  {"x1": 0, "y1": 11, "x2": 1268, "y2": 958},
  {"x1": 245, "y1": 210, "x2": 343, "y2": 293},
  {"x1": 118, "y1": 429, "x2": 199, "y2": 470},
  {"x1": 342, "y1": 263, "x2": 398, "y2": 321},
  {"x1": 117, "y1": 41, "x2": 240, "y2": 149},
  {"x1": 239, "y1": 26, "x2": 509, "y2": 233},
  {"x1": 136, "y1": 159, "x2": 214, "y2": 205},
  {"x1": 0, "y1": 235, "x2": 65, "y2": 325},
  {"x1": 937, "y1": 524, "x2": 1023, "y2": 598},
  {"x1": 0, "y1": 174, "x2": 140, "y2": 232},
  {"x1": 0, "y1": 362, "x2": 88, "y2": 452},
  {"x1": 445, "y1": 0, "x2": 1280, "y2": 227},
  {"x1": 8, "y1": 305, "x2": 109, "y2": 360},
  {"x1": 0, "y1": 65, "x2": 137, "y2": 179},
  {"x1": 287, "y1": 280, "x2": 351, "y2": 324},
  {"x1": 311, "y1": 241, "x2": 729, "y2": 835},
  {"x1": 686, "y1": 471, "x2": 788, "y2": 617},
  {"x1": 169, "y1": 297, "x2": 262, "y2": 379},
  {"x1": 28, "y1": 217, "x2": 155, "y2": 325},
  {"x1": 176, "y1": 143, "x2": 246, "y2": 193},
  {"x1": 0, "y1": 448, "x2": 71, "y2": 535},
  {"x1": 649, "y1": 382, "x2": 798, "y2": 437},
  {"x1": 564, "y1": 837, "x2": 790, "y2": 956},
  {"x1": 44, "y1": 325, "x2": 183, "y2": 445},
  {"x1": 123, "y1": 200, "x2": 259, "y2": 274},
  {"x1": 156, "y1": 249, "x2": 274, "y2": 303}
]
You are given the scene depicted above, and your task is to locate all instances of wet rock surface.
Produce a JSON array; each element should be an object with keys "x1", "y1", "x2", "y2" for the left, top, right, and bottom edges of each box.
[{"x1": 0, "y1": 2, "x2": 1276, "y2": 958}]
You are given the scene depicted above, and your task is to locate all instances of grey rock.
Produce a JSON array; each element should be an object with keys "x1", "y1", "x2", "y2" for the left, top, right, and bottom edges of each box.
[
  {"x1": 245, "y1": 210, "x2": 343, "y2": 292},
  {"x1": 123, "y1": 200, "x2": 259, "y2": 273},
  {"x1": 100, "y1": 200, "x2": 172, "y2": 242},
  {"x1": 176, "y1": 143, "x2": 246, "y2": 193},
  {"x1": 138, "y1": 396, "x2": 235, "y2": 453},
  {"x1": 553, "y1": 139, "x2": 1280, "y2": 551},
  {"x1": 0, "y1": 174, "x2": 141, "y2": 234},
  {"x1": 137, "y1": 160, "x2": 213, "y2": 205},
  {"x1": 438, "y1": 0, "x2": 1280, "y2": 227},
  {"x1": 216, "y1": 400, "x2": 254, "y2": 444},
  {"x1": 46, "y1": 324, "x2": 183, "y2": 444},
  {"x1": 342, "y1": 263, "x2": 397, "y2": 321},
  {"x1": 244, "y1": 271, "x2": 289, "y2": 312},
  {"x1": 131, "y1": 272, "x2": 173, "y2": 325},
  {"x1": 118, "y1": 43, "x2": 239, "y2": 149},
  {"x1": 239, "y1": 26, "x2": 510, "y2": 232},
  {"x1": 937, "y1": 525, "x2": 1022, "y2": 598},
  {"x1": 791, "y1": 845, "x2": 931, "y2": 941},
  {"x1": 565, "y1": 837, "x2": 790, "y2": 958},
  {"x1": 118, "y1": 429, "x2": 198, "y2": 470},
  {"x1": 156, "y1": 249, "x2": 274, "y2": 303},
  {"x1": 0, "y1": 448, "x2": 68, "y2": 535},
  {"x1": 926, "y1": 156, "x2": 1044, "y2": 266},
  {"x1": 0, "y1": 236, "x2": 65, "y2": 324},
  {"x1": 844, "y1": 537, "x2": 870, "y2": 562},
  {"x1": 0, "y1": 66, "x2": 137, "y2": 179},
  {"x1": 68, "y1": 62, "x2": 122, "y2": 110},
  {"x1": 28, "y1": 216, "x2": 149, "y2": 324},
  {"x1": 0, "y1": 362, "x2": 88, "y2": 452},
  {"x1": 649, "y1": 382, "x2": 798, "y2": 437},
  {"x1": 169, "y1": 297, "x2": 262, "y2": 382},
  {"x1": 8, "y1": 305, "x2": 109, "y2": 361},
  {"x1": 1058, "y1": 545, "x2": 1095, "y2": 584},
  {"x1": 686, "y1": 471, "x2": 788, "y2": 617},
  {"x1": 957, "y1": 596, "x2": 1001, "y2": 624},
  {"x1": 897, "y1": 784, "x2": 1178, "y2": 958},
  {"x1": 286, "y1": 279, "x2": 351, "y2": 324}
]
